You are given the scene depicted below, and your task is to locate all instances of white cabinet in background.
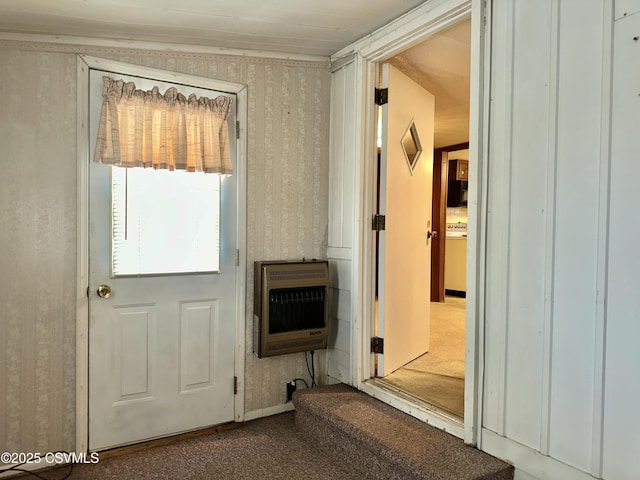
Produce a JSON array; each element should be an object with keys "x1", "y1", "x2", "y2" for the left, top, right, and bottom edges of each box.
[{"x1": 445, "y1": 237, "x2": 466, "y2": 293}]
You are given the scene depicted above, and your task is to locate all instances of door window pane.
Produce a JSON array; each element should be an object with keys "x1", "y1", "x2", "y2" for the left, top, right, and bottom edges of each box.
[{"x1": 111, "y1": 167, "x2": 221, "y2": 276}]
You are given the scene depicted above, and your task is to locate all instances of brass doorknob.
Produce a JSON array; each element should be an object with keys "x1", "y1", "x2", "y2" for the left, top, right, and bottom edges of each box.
[{"x1": 97, "y1": 285, "x2": 111, "y2": 299}]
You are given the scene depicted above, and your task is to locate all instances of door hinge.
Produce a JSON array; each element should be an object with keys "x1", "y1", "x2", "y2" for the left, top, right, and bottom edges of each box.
[
  {"x1": 236, "y1": 121, "x2": 240, "y2": 140},
  {"x1": 236, "y1": 249, "x2": 240, "y2": 267},
  {"x1": 372, "y1": 214, "x2": 386, "y2": 231},
  {"x1": 86, "y1": 286, "x2": 90, "y2": 298},
  {"x1": 234, "y1": 376, "x2": 238, "y2": 395},
  {"x1": 375, "y1": 88, "x2": 388, "y2": 105},
  {"x1": 371, "y1": 337, "x2": 384, "y2": 354}
]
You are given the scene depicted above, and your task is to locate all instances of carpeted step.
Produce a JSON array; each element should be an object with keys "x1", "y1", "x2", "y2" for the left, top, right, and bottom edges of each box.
[{"x1": 293, "y1": 384, "x2": 513, "y2": 480}]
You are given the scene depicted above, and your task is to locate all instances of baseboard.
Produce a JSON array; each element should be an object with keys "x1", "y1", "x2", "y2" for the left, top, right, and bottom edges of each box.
[
  {"x1": 481, "y1": 429, "x2": 596, "y2": 480},
  {"x1": 244, "y1": 402, "x2": 295, "y2": 422},
  {"x1": 445, "y1": 289, "x2": 466, "y2": 298}
]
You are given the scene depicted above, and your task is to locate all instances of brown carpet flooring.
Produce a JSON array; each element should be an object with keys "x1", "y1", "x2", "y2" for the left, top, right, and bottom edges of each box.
[
  {"x1": 380, "y1": 297, "x2": 466, "y2": 417},
  {"x1": 35, "y1": 413, "x2": 361, "y2": 480},
  {"x1": 22, "y1": 381, "x2": 512, "y2": 480}
]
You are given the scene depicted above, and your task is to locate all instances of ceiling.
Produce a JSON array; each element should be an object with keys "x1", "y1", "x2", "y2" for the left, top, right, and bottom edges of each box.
[
  {"x1": 0, "y1": 0, "x2": 470, "y2": 148},
  {"x1": 0, "y1": 0, "x2": 427, "y2": 57},
  {"x1": 390, "y1": 18, "x2": 471, "y2": 149}
]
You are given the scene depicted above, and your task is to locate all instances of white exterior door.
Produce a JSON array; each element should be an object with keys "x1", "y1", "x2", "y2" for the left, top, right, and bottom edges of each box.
[
  {"x1": 377, "y1": 63, "x2": 435, "y2": 377},
  {"x1": 88, "y1": 69, "x2": 237, "y2": 450}
]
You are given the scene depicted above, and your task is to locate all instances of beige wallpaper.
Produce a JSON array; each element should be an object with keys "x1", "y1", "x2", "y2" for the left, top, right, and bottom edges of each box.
[
  {"x1": 0, "y1": 41, "x2": 330, "y2": 454},
  {"x1": 0, "y1": 50, "x2": 78, "y2": 455}
]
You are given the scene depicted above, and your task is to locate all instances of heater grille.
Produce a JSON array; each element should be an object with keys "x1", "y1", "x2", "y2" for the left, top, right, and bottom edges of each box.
[{"x1": 268, "y1": 286, "x2": 326, "y2": 334}]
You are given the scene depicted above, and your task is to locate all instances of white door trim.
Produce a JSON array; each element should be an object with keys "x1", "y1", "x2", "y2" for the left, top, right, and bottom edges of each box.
[
  {"x1": 339, "y1": 0, "x2": 490, "y2": 446},
  {"x1": 75, "y1": 55, "x2": 248, "y2": 453}
]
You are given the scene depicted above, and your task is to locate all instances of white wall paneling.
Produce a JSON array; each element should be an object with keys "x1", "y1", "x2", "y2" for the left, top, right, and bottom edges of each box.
[
  {"x1": 326, "y1": 57, "x2": 357, "y2": 384},
  {"x1": 503, "y1": 0, "x2": 552, "y2": 450},
  {"x1": 615, "y1": 0, "x2": 640, "y2": 18},
  {"x1": 482, "y1": 0, "x2": 625, "y2": 478},
  {"x1": 483, "y1": 429, "x2": 600, "y2": 480},
  {"x1": 328, "y1": 57, "x2": 356, "y2": 250},
  {"x1": 548, "y1": 0, "x2": 605, "y2": 471},
  {"x1": 601, "y1": 7, "x2": 640, "y2": 480}
]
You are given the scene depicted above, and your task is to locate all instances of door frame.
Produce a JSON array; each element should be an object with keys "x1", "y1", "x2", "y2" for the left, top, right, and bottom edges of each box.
[
  {"x1": 75, "y1": 55, "x2": 248, "y2": 453},
  {"x1": 332, "y1": 0, "x2": 490, "y2": 445},
  {"x1": 431, "y1": 142, "x2": 470, "y2": 303}
]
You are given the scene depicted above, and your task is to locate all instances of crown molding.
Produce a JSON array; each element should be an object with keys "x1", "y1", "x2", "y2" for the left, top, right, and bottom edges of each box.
[{"x1": 0, "y1": 32, "x2": 330, "y2": 65}]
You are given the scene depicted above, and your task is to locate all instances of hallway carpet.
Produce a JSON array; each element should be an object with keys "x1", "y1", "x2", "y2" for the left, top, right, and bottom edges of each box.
[{"x1": 381, "y1": 296, "x2": 466, "y2": 417}]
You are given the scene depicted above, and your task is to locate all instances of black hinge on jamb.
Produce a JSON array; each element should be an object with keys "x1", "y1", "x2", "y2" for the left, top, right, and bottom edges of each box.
[
  {"x1": 371, "y1": 337, "x2": 384, "y2": 354},
  {"x1": 375, "y1": 88, "x2": 388, "y2": 105},
  {"x1": 372, "y1": 214, "x2": 386, "y2": 231},
  {"x1": 233, "y1": 376, "x2": 238, "y2": 395},
  {"x1": 236, "y1": 121, "x2": 240, "y2": 140}
]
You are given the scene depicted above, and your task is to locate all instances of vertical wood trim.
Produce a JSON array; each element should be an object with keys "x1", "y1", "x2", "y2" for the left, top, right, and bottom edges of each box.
[
  {"x1": 234, "y1": 85, "x2": 248, "y2": 423},
  {"x1": 437, "y1": 151, "x2": 448, "y2": 301},
  {"x1": 464, "y1": 0, "x2": 483, "y2": 446},
  {"x1": 354, "y1": 55, "x2": 378, "y2": 384},
  {"x1": 75, "y1": 55, "x2": 90, "y2": 454},
  {"x1": 347, "y1": 56, "x2": 363, "y2": 384},
  {"x1": 466, "y1": 0, "x2": 491, "y2": 447},
  {"x1": 328, "y1": 64, "x2": 348, "y2": 248},
  {"x1": 343, "y1": 63, "x2": 357, "y2": 248},
  {"x1": 495, "y1": 0, "x2": 515, "y2": 437},
  {"x1": 431, "y1": 144, "x2": 468, "y2": 304},
  {"x1": 539, "y1": 0, "x2": 561, "y2": 456},
  {"x1": 591, "y1": 1, "x2": 614, "y2": 475},
  {"x1": 431, "y1": 148, "x2": 447, "y2": 303}
]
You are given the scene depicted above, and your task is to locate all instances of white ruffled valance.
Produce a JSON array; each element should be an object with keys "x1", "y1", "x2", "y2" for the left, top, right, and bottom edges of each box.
[{"x1": 94, "y1": 76, "x2": 233, "y2": 174}]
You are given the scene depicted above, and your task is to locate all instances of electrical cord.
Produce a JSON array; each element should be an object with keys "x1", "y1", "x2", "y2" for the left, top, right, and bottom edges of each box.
[
  {"x1": 0, "y1": 452, "x2": 74, "y2": 480},
  {"x1": 291, "y1": 377, "x2": 309, "y2": 388},
  {"x1": 305, "y1": 350, "x2": 317, "y2": 387}
]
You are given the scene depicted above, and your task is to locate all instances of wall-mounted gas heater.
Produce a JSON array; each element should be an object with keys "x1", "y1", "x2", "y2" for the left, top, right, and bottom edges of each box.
[{"x1": 253, "y1": 260, "x2": 329, "y2": 358}]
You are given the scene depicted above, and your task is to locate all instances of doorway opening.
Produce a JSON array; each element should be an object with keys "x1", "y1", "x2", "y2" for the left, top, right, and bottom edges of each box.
[{"x1": 371, "y1": 17, "x2": 471, "y2": 422}]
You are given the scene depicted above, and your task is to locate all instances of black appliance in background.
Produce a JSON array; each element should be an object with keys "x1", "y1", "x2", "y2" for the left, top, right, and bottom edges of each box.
[
  {"x1": 447, "y1": 159, "x2": 469, "y2": 207},
  {"x1": 447, "y1": 179, "x2": 468, "y2": 207}
]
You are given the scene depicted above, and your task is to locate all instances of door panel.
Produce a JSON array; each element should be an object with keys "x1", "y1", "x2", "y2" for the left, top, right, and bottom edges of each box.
[
  {"x1": 180, "y1": 300, "x2": 218, "y2": 391},
  {"x1": 377, "y1": 64, "x2": 435, "y2": 376},
  {"x1": 116, "y1": 306, "x2": 155, "y2": 399},
  {"x1": 88, "y1": 69, "x2": 236, "y2": 450}
]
